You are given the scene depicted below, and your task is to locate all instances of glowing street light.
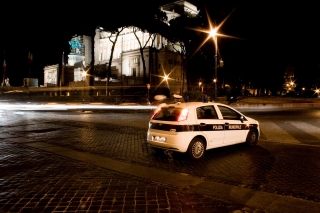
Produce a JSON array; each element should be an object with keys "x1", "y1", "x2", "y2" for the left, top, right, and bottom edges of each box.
[
  {"x1": 210, "y1": 27, "x2": 219, "y2": 100},
  {"x1": 183, "y1": 4, "x2": 239, "y2": 101},
  {"x1": 198, "y1": 81, "x2": 203, "y2": 92},
  {"x1": 213, "y1": 78, "x2": 217, "y2": 95},
  {"x1": 187, "y1": 9, "x2": 237, "y2": 100},
  {"x1": 82, "y1": 70, "x2": 87, "y2": 79},
  {"x1": 152, "y1": 63, "x2": 175, "y2": 92},
  {"x1": 210, "y1": 28, "x2": 217, "y2": 38},
  {"x1": 82, "y1": 70, "x2": 88, "y2": 96}
]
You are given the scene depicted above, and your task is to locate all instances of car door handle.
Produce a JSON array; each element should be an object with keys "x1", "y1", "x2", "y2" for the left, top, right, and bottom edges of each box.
[{"x1": 200, "y1": 123, "x2": 206, "y2": 126}]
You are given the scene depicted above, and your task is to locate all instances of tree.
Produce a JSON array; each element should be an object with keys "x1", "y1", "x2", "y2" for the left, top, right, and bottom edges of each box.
[
  {"x1": 131, "y1": 8, "x2": 168, "y2": 84},
  {"x1": 167, "y1": 40, "x2": 187, "y2": 93},
  {"x1": 132, "y1": 27, "x2": 153, "y2": 85},
  {"x1": 106, "y1": 27, "x2": 125, "y2": 96},
  {"x1": 167, "y1": 13, "x2": 204, "y2": 91}
]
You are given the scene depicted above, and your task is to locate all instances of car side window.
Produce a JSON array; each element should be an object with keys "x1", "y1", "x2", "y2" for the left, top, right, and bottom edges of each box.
[
  {"x1": 218, "y1": 106, "x2": 242, "y2": 120},
  {"x1": 197, "y1": 106, "x2": 218, "y2": 119}
]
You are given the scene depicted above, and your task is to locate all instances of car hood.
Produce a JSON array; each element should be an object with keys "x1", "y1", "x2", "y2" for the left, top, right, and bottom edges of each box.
[{"x1": 245, "y1": 116, "x2": 259, "y2": 124}]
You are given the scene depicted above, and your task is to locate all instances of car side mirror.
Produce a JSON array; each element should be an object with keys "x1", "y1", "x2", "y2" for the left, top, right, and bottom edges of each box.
[{"x1": 239, "y1": 115, "x2": 244, "y2": 123}]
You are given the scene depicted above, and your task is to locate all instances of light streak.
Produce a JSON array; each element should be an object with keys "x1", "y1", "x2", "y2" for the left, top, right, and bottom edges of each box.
[{"x1": 0, "y1": 102, "x2": 157, "y2": 111}]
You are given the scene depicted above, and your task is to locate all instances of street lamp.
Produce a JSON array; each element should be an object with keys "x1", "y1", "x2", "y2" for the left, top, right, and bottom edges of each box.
[
  {"x1": 192, "y1": 11, "x2": 234, "y2": 100},
  {"x1": 210, "y1": 27, "x2": 218, "y2": 100},
  {"x1": 153, "y1": 72, "x2": 173, "y2": 92},
  {"x1": 82, "y1": 70, "x2": 87, "y2": 97},
  {"x1": 146, "y1": 83, "x2": 150, "y2": 104},
  {"x1": 213, "y1": 78, "x2": 217, "y2": 98}
]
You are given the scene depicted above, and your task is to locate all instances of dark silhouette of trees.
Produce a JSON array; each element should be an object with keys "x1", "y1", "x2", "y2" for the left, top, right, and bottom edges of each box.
[{"x1": 166, "y1": 12, "x2": 205, "y2": 91}]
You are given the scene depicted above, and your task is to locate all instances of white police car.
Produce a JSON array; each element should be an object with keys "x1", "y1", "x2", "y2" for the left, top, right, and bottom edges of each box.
[{"x1": 147, "y1": 102, "x2": 260, "y2": 160}]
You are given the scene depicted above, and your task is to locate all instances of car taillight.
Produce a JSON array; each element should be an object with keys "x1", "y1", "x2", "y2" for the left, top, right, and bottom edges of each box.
[
  {"x1": 151, "y1": 107, "x2": 161, "y2": 120},
  {"x1": 178, "y1": 108, "x2": 189, "y2": 121}
]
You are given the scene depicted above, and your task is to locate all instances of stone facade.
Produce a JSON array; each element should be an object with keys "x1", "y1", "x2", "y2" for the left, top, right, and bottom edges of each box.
[
  {"x1": 44, "y1": 1, "x2": 198, "y2": 96},
  {"x1": 43, "y1": 64, "x2": 59, "y2": 87},
  {"x1": 160, "y1": 0, "x2": 199, "y2": 19}
]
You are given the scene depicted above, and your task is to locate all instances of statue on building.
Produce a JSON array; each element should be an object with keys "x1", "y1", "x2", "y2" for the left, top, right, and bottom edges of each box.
[{"x1": 69, "y1": 37, "x2": 83, "y2": 54}]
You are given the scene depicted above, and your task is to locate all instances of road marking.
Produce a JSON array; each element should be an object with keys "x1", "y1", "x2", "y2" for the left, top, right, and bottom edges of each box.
[
  {"x1": 290, "y1": 121, "x2": 320, "y2": 142},
  {"x1": 260, "y1": 121, "x2": 300, "y2": 144}
]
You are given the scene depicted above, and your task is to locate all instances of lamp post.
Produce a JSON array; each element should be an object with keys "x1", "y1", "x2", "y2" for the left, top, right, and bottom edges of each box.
[
  {"x1": 82, "y1": 70, "x2": 87, "y2": 97},
  {"x1": 210, "y1": 28, "x2": 218, "y2": 100},
  {"x1": 213, "y1": 78, "x2": 217, "y2": 99},
  {"x1": 146, "y1": 83, "x2": 150, "y2": 104}
]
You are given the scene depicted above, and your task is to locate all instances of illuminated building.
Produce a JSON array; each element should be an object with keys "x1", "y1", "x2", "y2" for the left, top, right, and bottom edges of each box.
[{"x1": 43, "y1": 1, "x2": 199, "y2": 97}]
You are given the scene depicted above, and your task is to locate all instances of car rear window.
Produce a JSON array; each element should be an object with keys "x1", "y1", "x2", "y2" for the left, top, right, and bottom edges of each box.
[{"x1": 152, "y1": 107, "x2": 183, "y2": 121}]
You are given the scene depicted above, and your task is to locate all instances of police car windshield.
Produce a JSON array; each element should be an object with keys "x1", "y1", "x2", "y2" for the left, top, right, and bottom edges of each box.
[{"x1": 153, "y1": 108, "x2": 183, "y2": 121}]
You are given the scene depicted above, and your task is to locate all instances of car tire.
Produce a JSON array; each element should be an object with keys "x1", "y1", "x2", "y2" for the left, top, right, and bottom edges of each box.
[
  {"x1": 188, "y1": 138, "x2": 205, "y2": 160},
  {"x1": 246, "y1": 129, "x2": 258, "y2": 146}
]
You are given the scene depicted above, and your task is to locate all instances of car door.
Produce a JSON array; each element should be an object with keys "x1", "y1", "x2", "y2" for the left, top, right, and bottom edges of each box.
[
  {"x1": 196, "y1": 105, "x2": 225, "y2": 148},
  {"x1": 216, "y1": 105, "x2": 248, "y2": 145}
]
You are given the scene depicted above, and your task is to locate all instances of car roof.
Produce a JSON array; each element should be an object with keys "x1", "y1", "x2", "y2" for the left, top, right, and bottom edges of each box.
[{"x1": 163, "y1": 102, "x2": 226, "y2": 108}]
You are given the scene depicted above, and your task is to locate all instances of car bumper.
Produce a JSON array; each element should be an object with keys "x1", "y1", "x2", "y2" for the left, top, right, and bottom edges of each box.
[{"x1": 147, "y1": 129, "x2": 199, "y2": 152}]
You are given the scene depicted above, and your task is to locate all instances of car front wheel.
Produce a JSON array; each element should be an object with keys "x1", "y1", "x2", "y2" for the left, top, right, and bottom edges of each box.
[
  {"x1": 246, "y1": 129, "x2": 258, "y2": 146},
  {"x1": 188, "y1": 138, "x2": 205, "y2": 160}
]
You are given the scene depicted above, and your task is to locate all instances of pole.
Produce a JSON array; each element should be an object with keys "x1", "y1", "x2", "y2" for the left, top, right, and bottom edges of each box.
[
  {"x1": 2, "y1": 50, "x2": 4, "y2": 86},
  {"x1": 60, "y1": 51, "x2": 64, "y2": 96},
  {"x1": 91, "y1": 31, "x2": 95, "y2": 98},
  {"x1": 147, "y1": 83, "x2": 150, "y2": 104},
  {"x1": 214, "y1": 35, "x2": 218, "y2": 101},
  {"x1": 214, "y1": 52, "x2": 217, "y2": 100}
]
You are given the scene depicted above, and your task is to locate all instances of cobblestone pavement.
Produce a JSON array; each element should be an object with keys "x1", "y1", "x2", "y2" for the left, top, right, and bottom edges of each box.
[
  {"x1": 0, "y1": 141, "x2": 259, "y2": 213},
  {"x1": 1, "y1": 109, "x2": 320, "y2": 212}
]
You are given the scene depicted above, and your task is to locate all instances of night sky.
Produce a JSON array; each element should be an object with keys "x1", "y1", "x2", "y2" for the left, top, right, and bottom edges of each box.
[{"x1": 1, "y1": 0, "x2": 320, "y2": 89}]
